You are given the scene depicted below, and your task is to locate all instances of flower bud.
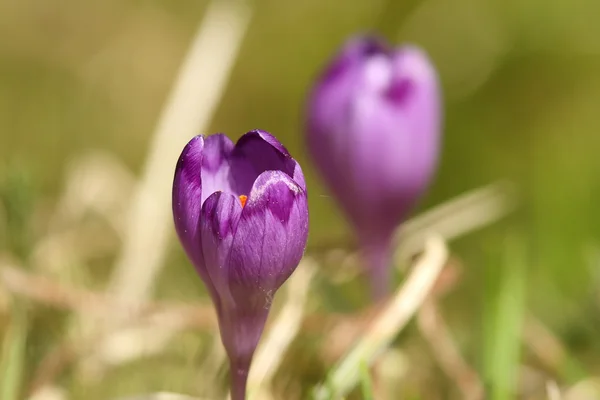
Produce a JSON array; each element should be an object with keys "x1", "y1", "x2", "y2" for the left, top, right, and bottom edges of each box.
[
  {"x1": 307, "y1": 36, "x2": 441, "y2": 298},
  {"x1": 172, "y1": 130, "x2": 309, "y2": 399}
]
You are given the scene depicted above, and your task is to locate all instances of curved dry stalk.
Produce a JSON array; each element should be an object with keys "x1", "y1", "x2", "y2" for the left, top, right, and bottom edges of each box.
[
  {"x1": 0, "y1": 264, "x2": 216, "y2": 328},
  {"x1": 546, "y1": 381, "x2": 562, "y2": 400},
  {"x1": 310, "y1": 181, "x2": 515, "y2": 259},
  {"x1": 27, "y1": 385, "x2": 67, "y2": 400},
  {"x1": 395, "y1": 181, "x2": 515, "y2": 260},
  {"x1": 115, "y1": 394, "x2": 205, "y2": 400},
  {"x1": 313, "y1": 236, "x2": 449, "y2": 399},
  {"x1": 196, "y1": 336, "x2": 227, "y2": 398},
  {"x1": 418, "y1": 299, "x2": 484, "y2": 400},
  {"x1": 523, "y1": 315, "x2": 568, "y2": 374},
  {"x1": 1, "y1": 180, "x2": 512, "y2": 390},
  {"x1": 563, "y1": 379, "x2": 600, "y2": 400},
  {"x1": 72, "y1": 0, "x2": 252, "y2": 377},
  {"x1": 104, "y1": 0, "x2": 252, "y2": 305},
  {"x1": 246, "y1": 259, "x2": 316, "y2": 399}
]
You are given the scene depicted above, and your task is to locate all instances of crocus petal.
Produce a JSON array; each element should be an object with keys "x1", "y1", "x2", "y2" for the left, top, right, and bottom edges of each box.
[
  {"x1": 307, "y1": 39, "x2": 390, "y2": 228},
  {"x1": 308, "y1": 36, "x2": 388, "y2": 142},
  {"x1": 351, "y1": 47, "x2": 440, "y2": 203},
  {"x1": 226, "y1": 170, "x2": 309, "y2": 310},
  {"x1": 349, "y1": 47, "x2": 440, "y2": 233},
  {"x1": 201, "y1": 134, "x2": 235, "y2": 204},
  {"x1": 199, "y1": 190, "x2": 243, "y2": 309},
  {"x1": 320, "y1": 35, "x2": 388, "y2": 86},
  {"x1": 172, "y1": 135, "x2": 205, "y2": 270},
  {"x1": 230, "y1": 130, "x2": 306, "y2": 195},
  {"x1": 307, "y1": 38, "x2": 440, "y2": 238}
]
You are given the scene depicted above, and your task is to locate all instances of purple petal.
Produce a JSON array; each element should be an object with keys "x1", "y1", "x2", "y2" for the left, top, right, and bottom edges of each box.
[
  {"x1": 308, "y1": 37, "x2": 387, "y2": 140},
  {"x1": 201, "y1": 134, "x2": 235, "y2": 204},
  {"x1": 226, "y1": 170, "x2": 309, "y2": 309},
  {"x1": 172, "y1": 135, "x2": 205, "y2": 271},
  {"x1": 346, "y1": 47, "x2": 440, "y2": 225},
  {"x1": 229, "y1": 130, "x2": 306, "y2": 196},
  {"x1": 322, "y1": 35, "x2": 388, "y2": 83},
  {"x1": 307, "y1": 39, "x2": 440, "y2": 237},
  {"x1": 199, "y1": 191, "x2": 243, "y2": 309}
]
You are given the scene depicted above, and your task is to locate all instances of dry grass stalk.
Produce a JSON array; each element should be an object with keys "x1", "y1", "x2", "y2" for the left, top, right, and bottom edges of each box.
[
  {"x1": 115, "y1": 393, "x2": 204, "y2": 400},
  {"x1": 1, "y1": 181, "x2": 512, "y2": 391},
  {"x1": 563, "y1": 379, "x2": 600, "y2": 400},
  {"x1": 75, "y1": 0, "x2": 252, "y2": 377},
  {"x1": 0, "y1": 263, "x2": 216, "y2": 328},
  {"x1": 313, "y1": 236, "x2": 449, "y2": 399},
  {"x1": 247, "y1": 259, "x2": 317, "y2": 400},
  {"x1": 105, "y1": 0, "x2": 252, "y2": 305},
  {"x1": 395, "y1": 181, "x2": 515, "y2": 260},
  {"x1": 417, "y1": 299, "x2": 484, "y2": 400},
  {"x1": 523, "y1": 315, "x2": 568, "y2": 374},
  {"x1": 195, "y1": 337, "x2": 227, "y2": 398},
  {"x1": 314, "y1": 181, "x2": 514, "y2": 282},
  {"x1": 27, "y1": 385, "x2": 67, "y2": 400},
  {"x1": 546, "y1": 381, "x2": 562, "y2": 400}
]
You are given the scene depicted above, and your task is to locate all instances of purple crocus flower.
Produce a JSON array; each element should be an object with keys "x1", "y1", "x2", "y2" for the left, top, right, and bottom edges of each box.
[
  {"x1": 172, "y1": 130, "x2": 309, "y2": 399},
  {"x1": 307, "y1": 36, "x2": 441, "y2": 299}
]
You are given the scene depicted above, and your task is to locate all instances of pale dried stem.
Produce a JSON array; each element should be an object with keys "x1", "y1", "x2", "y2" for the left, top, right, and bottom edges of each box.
[
  {"x1": 75, "y1": 0, "x2": 252, "y2": 375},
  {"x1": 523, "y1": 314, "x2": 568, "y2": 373},
  {"x1": 196, "y1": 337, "x2": 227, "y2": 398},
  {"x1": 246, "y1": 259, "x2": 317, "y2": 400},
  {"x1": 0, "y1": 264, "x2": 216, "y2": 328},
  {"x1": 0, "y1": 182, "x2": 512, "y2": 389},
  {"x1": 115, "y1": 394, "x2": 205, "y2": 400},
  {"x1": 546, "y1": 381, "x2": 562, "y2": 400},
  {"x1": 317, "y1": 182, "x2": 514, "y2": 283},
  {"x1": 563, "y1": 379, "x2": 600, "y2": 400},
  {"x1": 313, "y1": 236, "x2": 449, "y2": 399},
  {"x1": 52, "y1": 151, "x2": 134, "y2": 234},
  {"x1": 1, "y1": 181, "x2": 511, "y2": 324},
  {"x1": 417, "y1": 299, "x2": 484, "y2": 400},
  {"x1": 105, "y1": 0, "x2": 251, "y2": 305},
  {"x1": 395, "y1": 181, "x2": 515, "y2": 260},
  {"x1": 27, "y1": 385, "x2": 67, "y2": 400}
]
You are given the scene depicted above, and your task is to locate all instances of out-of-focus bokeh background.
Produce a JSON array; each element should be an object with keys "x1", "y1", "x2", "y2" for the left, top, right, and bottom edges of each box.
[{"x1": 1, "y1": 0, "x2": 600, "y2": 399}]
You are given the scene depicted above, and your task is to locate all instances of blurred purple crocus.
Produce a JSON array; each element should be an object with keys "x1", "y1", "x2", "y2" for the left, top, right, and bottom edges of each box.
[
  {"x1": 307, "y1": 36, "x2": 441, "y2": 299},
  {"x1": 172, "y1": 130, "x2": 309, "y2": 400}
]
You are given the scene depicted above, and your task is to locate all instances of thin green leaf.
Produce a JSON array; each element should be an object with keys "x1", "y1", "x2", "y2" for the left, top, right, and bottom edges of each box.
[
  {"x1": 359, "y1": 361, "x2": 374, "y2": 400},
  {"x1": 483, "y1": 233, "x2": 527, "y2": 400},
  {"x1": 1, "y1": 301, "x2": 29, "y2": 400}
]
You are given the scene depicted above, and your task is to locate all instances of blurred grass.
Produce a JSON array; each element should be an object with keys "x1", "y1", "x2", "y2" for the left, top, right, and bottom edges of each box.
[
  {"x1": 0, "y1": 0, "x2": 600, "y2": 398},
  {"x1": 359, "y1": 361, "x2": 374, "y2": 400},
  {"x1": 483, "y1": 233, "x2": 527, "y2": 400},
  {"x1": 0, "y1": 301, "x2": 28, "y2": 400}
]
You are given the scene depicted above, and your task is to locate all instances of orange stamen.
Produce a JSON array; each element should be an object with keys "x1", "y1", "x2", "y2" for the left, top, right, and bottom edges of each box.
[{"x1": 239, "y1": 195, "x2": 248, "y2": 208}]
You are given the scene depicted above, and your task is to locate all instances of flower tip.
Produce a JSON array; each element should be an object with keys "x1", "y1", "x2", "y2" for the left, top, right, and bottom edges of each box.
[
  {"x1": 185, "y1": 134, "x2": 205, "y2": 149},
  {"x1": 394, "y1": 45, "x2": 438, "y2": 82}
]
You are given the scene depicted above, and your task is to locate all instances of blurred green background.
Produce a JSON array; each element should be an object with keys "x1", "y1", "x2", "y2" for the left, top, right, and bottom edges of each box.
[{"x1": 1, "y1": 0, "x2": 600, "y2": 399}]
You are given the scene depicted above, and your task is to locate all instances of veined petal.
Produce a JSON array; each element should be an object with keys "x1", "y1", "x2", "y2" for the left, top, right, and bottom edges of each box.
[
  {"x1": 230, "y1": 130, "x2": 306, "y2": 195},
  {"x1": 199, "y1": 191, "x2": 243, "y2": 308},
  {"x1": 172, "y1": 135, "x2": 205, "y2": 270},
  {"x1": 201, "y1": 133, "x2": 235, "y2": 204},
  {"x1": 226, "y1": 170, "x2": 309, "y2": 309}
]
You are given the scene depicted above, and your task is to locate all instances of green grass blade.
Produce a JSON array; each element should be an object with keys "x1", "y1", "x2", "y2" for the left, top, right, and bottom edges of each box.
[
  {"x1": 484, "y1": 233, "x2": 527, "y2": 400},
  {"x1": 359, "y1": 361, "x2": 374, "y2": 400},
  {"x1": 1, "y1": 301, "x2": 29, "y2": 400}
]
